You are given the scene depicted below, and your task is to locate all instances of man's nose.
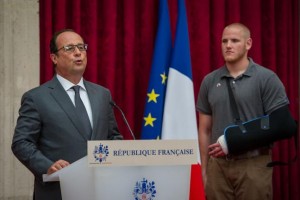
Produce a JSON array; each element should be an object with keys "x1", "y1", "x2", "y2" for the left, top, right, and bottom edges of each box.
[{"x1": 73, "y1": 46, "x2": 81, "y2": 55}]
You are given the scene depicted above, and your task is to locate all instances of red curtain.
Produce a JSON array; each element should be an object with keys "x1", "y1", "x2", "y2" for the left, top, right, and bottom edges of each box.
[{"x1": 39, "y1": 0, "x2": 299, "y2": 199}]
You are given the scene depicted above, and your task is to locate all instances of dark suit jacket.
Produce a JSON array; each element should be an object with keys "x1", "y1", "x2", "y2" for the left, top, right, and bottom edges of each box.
[{"x1": 12, "y1": 76, "x2": 123, "y2": 200}]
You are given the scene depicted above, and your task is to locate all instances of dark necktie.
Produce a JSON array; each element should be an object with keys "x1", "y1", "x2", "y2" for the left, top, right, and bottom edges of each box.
[{"x1": 72, "y1": 85, "x2": 92, "y2": 139}]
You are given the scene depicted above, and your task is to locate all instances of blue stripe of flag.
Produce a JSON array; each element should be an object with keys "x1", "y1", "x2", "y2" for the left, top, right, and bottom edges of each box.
[{"x1": 169, "y1": 0, "x2": 192, "y2": 80}]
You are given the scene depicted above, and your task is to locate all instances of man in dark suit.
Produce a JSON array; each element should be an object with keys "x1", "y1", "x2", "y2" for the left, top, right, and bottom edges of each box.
[{"x1": 11, "y1": 29, "x2": 123, "y2": 200}]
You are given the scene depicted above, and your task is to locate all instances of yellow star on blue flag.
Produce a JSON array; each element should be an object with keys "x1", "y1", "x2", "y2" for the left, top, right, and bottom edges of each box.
[
  {"x1": 144, "y1": 113, "x2": 157, "y2": 127},
  {"x1": 147, "y1": 89, "x2": 160, "y2": 103}
]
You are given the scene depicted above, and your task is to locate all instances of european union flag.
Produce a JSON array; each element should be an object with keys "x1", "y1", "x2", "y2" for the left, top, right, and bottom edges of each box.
[{"x1": 141, "y1": 0, "x2": 172, "y2": 139}]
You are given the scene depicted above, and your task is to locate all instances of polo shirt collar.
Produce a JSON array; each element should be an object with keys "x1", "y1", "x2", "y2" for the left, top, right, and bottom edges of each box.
[{"x1": 221, "y1": 57, "x2": 256, "y2": 79}]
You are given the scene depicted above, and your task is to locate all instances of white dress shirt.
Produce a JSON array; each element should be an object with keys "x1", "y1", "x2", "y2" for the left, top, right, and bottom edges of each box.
[{"x1": 56, "y1": 74, "x2": 93, "y2": 128}]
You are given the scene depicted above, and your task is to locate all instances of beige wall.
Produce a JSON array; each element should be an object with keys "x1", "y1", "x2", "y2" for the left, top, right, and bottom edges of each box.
[{"x1": 0, "y1": 0, "x2": 39, "y2": 199}]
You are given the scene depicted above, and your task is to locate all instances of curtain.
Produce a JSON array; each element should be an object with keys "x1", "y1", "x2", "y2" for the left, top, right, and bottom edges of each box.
[{"x1": 39, "y1": 0, "x2": 299, "y2": 199}]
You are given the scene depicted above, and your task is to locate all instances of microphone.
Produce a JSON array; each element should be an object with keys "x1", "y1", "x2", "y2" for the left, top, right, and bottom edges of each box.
[{"x1": 110, "y1": 100, "x2": 136, "y2": 140}]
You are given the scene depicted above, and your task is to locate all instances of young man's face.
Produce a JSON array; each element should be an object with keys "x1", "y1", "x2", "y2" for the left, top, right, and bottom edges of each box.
[{"x1": 221, "y1": 26, "x2": 252, "y2": 64}]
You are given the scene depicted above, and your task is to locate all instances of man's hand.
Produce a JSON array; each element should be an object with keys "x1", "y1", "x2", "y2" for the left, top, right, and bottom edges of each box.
[
  {"x1": 47, "y1": 159, "x2": 70, "y2": 174},
  {"x1": 208, "y1": 142, "x2": 226, "y2": 157}
]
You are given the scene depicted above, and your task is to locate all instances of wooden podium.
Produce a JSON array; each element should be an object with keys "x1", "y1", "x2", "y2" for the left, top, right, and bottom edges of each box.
[{"x1": 43, "y1": 140, "x2": 198, "y2": 200}]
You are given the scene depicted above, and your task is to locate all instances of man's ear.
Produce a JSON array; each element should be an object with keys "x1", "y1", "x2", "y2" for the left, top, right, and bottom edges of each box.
[
  {"x1": 50, "y1": 53, "x2": 57, "y2": 65},
  {"x1": 246, "y1": 38, "x2": 252, "y2": 51}
]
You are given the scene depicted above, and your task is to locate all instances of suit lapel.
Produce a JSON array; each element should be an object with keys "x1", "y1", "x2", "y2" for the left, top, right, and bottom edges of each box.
[
  {"x1": 84, "y1": 81, "x2": 101, "y2": 139},
  {"x1": 48, "y1": 77, "x2": 89, "y2": 140}
]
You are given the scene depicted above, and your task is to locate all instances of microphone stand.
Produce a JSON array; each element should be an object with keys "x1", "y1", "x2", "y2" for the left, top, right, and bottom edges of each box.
[{"x1": 110, "y1": 101, "x2": 136, "y2": 140}]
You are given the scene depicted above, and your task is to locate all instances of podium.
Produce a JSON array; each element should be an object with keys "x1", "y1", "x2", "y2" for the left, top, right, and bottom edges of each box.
[{"x1": 43, "y1": 140, "x2": 198, "y2": 200}]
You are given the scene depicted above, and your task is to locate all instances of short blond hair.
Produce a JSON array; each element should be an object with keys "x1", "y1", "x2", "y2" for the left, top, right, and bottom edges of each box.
[{"x1": 224, "y1": 23, "x2": 251, "y2": 38}]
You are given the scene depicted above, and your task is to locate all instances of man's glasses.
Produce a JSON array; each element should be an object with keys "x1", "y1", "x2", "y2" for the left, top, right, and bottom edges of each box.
[{"x1": 56, "y1": 44, "x2": 88, "y2": 53}]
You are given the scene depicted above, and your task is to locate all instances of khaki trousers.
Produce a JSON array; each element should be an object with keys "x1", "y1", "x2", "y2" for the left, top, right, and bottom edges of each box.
[{"x1": 205, "y1": 154, "x2": 273, "y2": 200}]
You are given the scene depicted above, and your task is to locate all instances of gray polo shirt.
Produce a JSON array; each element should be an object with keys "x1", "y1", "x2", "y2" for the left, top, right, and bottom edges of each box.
[{"x1": 196, "y1": 58, "x2": 289, "y2": 143}]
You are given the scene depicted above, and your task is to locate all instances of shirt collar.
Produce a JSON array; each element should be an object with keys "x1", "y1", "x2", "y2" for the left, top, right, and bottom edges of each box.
[
  {"x1": 220, "y1": 57, "x2": 256, "y2": 79},
  {"x1": 56, "y1": 74, "x2": 86, "y2": 91}
]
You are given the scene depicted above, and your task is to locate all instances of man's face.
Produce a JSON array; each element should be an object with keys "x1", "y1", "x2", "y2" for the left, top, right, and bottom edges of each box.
[
  {"x1": 50, "y1": 31, "x2": 87, "y2": 79},
  {"x1": 221, "y1": 26, "x2": 251, "y2": 64}
]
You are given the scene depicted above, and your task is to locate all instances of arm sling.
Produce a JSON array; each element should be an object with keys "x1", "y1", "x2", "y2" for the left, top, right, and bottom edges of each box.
[{"x1": 224, "y1": 78, "x2": 298, "y2": 166}]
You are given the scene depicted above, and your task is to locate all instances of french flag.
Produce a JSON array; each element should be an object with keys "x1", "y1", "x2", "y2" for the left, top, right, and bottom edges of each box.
[{"x1": 161, "y1": 0, "x2": 205, "y2": 199}]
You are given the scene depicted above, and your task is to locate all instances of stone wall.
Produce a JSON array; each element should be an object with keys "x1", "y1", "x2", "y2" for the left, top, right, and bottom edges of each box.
[{"x1": 0, "y1": 0, "x2": 39, "y2": 199}]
